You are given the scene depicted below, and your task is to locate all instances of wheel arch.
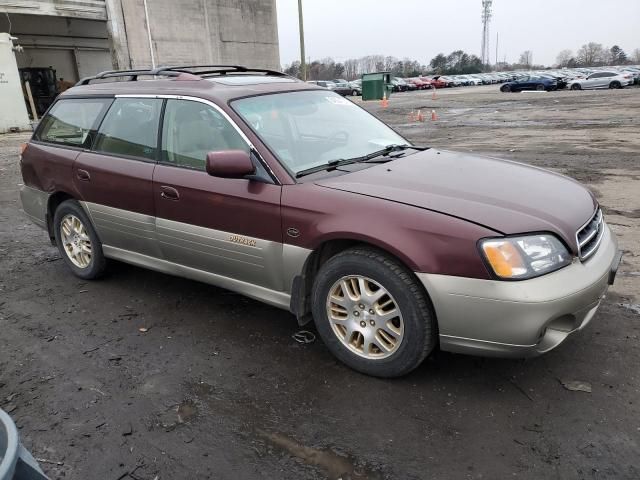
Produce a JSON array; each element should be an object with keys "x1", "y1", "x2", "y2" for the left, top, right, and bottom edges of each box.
[
  {"x1": 46, "y1": 191, "x2": 76, "y2": 243},
  {"x1": 290, "y1": 237, "x2": 432, "y2": 327}
]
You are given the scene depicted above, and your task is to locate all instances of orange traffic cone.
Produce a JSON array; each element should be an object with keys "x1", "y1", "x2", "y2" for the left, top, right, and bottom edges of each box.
[
  {"x1": 431, "y1": 87, "x2": 437, "y2": 100},
  {"x1": 431, "y1": 109, "x2": 438, "y2": 121},
  {"x1": 381, "y1": 92, "x2": 389, "y2": 108},
  {"x1": 408, "y1": 110, "x2": 416, "y2": 122},
  {"x1": 417, "y1": 110, "x2": 425, "y2": 122}
]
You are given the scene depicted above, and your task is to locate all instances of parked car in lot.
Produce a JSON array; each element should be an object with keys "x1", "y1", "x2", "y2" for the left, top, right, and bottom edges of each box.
[
  {"x1": 407, "y1": 77, "x2": 431, "y2": 89},
  {"x1": 425, "y1": 75, "x2": 448, "y2": 88},
  {"x1": 307, "y1": 80, "x2": 352, "y2": 96},
  {"x1": 20, "y1": 65, "x2": 621, "y2": 378},
  {"x1": 389, "y1": 77, "x2": 406, "y2": 92},
  {"x1": 500, "y1": 75, "x2": 557, "y2": 92},
  {"x1": 567, "y1": 71, "x2": 634, "y2": 90},
  {"x1": 458, "y1": 75, "x2": 482, "y2": 86},
  {"x1": 390, "y1": 77, "x2": 416, "y2": 92},
  {"x1": 403, "y1": 78, "x2": 418, "y2": 91},
  {"x1": 347, "y1": 80, "x2": 361, "y2": 96},
  {"x1": 618, "y1": 67, "x2": 640, "y2": 84}
]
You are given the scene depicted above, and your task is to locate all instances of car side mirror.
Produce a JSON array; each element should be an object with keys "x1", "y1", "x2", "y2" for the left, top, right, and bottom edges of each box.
[{"x1": 205, "y1": 150, "x2": 255, "y2": 179}]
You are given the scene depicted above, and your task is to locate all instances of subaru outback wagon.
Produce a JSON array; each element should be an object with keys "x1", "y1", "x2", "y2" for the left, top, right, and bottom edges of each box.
[{"x1": 20, "y1": 66, "x2": 622, "y2": 377}]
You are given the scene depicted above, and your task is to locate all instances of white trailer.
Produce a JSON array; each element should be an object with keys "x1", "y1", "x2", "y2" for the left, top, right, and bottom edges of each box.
[{"x1": 0, "y1": 33, "x2": 31, "y2": 133}]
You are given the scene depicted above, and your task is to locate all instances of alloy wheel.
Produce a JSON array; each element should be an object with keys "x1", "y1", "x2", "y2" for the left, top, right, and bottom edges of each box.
[
  {"x1": 326, "y1": 275, "x2": 404, "y2": 359},
  {"x1": 60, "y1": 214, "x2": 92, "y2": 268}
]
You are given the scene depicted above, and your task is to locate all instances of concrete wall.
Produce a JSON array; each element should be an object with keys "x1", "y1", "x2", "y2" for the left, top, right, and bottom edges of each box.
[
  {"x1": 113, "y1": 0, "x2": 280, "y2": 70},
  {"x1": 0, "y1": 33, "x2": 31, "y2": 132}
]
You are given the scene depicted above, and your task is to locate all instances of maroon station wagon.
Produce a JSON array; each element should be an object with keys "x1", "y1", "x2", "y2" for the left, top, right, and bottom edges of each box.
[{"x1": 19, "y1": 66, "x2": 622, "y2": 377}]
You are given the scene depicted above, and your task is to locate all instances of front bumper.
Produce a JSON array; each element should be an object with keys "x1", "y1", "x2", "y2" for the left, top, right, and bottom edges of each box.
[{"x1": 417, "y1": 224, "x2": 621, "y2": 357}]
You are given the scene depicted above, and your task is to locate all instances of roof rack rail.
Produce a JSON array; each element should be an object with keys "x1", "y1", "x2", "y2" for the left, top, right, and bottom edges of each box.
[
  {"x1": 157, "y1": 65, "x2": 289, "y2": 77},
  {"x1": 75, "y1": 67, "x2": 198, "y2": 86},
  {"x1": 75, "y1": 65, "x2": 293, "y2": 87}
]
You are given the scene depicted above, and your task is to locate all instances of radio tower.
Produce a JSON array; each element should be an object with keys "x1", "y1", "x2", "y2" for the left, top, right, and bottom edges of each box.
[{"x1": 481, "y1": 0, "x2": 493, "y2": 66}]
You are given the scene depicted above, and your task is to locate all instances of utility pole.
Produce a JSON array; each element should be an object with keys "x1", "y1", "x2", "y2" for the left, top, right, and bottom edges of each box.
[
  {"x1": 298, "y1": 0, "x2": 306, "y2": 80},
  {"x1": 142, "y1": 0, "x2": 155, "y2": 68},
  {"x1": 480, "y1": 0, "x2": 492, "y2": 67},
  {"x1": 495, "y1": 32, "x2": 498, "y2": 68}
]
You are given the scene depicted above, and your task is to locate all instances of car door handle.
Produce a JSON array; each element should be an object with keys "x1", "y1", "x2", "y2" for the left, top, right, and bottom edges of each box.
[
  {"x1": 76, "y1": 169, "x2": 91, "y2": 182},
  {"x1": 160, "y1": 186, "x2": 180, "y2": 200}
]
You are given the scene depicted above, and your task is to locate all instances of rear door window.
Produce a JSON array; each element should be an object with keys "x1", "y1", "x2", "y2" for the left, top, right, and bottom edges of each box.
[
  {"x1": 93, "y1": 98, "x2": 163, "y2": 161},
  {"x1": 35, "y1": 98, "x2": 111, "y2": 148}
]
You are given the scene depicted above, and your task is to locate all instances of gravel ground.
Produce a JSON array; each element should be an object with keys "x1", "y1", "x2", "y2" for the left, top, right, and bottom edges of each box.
[{"x1": 1, "y1": 85, "x2": 639, "y2": 480}]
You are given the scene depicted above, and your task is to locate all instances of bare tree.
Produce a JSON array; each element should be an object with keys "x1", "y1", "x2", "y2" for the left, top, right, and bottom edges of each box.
[
  {"x1": 518, "y1": 50, "x2": 533, "y2": 68},
  {"x1": 555, "y1": 49, "x2": 573, "y2": 67},
  {"x1": 344, "y1": 58, "x2": 359, "y2": 80},
  {"x1": 633, "y1": 48, "x2": 640, "y2": 64},
  {"x1": 577, "y1": 42, "x2": 605, "y2": 66}
]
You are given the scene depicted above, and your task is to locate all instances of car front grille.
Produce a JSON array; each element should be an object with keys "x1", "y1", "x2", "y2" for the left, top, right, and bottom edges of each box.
[{"x1": 576, "y1": 208, "x2": 604, "y2": 261}]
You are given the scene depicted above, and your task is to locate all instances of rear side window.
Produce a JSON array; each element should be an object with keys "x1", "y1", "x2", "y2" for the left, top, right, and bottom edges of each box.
[
  {"x1": 36, "y1": 98, "x2": 111, "y2": 147},
  {"x1": 94, "y1": 98, "x2": 163, "y2": 161}
]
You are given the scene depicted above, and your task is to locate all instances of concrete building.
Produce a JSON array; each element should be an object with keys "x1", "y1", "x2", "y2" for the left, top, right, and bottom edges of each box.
[{"x1": 0, "y1": 0, "x2": 279, "y2": 131}]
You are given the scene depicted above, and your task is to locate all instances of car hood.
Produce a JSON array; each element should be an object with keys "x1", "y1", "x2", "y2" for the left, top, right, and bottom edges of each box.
[{"x1": 314, "y1": 149, "x2": 597, "y2": 252}]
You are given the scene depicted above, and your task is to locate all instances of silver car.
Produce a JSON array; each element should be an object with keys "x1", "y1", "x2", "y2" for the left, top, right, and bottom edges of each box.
[{"x1": 568, "y1": 71, "x2": 633, "y2": 90}]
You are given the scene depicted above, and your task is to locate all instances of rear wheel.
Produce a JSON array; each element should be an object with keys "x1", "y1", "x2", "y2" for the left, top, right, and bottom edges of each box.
[
  {"x1": 609, "y1": 81, "x2": 622, "y2": 89},
  {"x1": 351, "y1": 89, "x2": 359, "y2": 96},
  {"x1": 501, "y1": 84, "x2": 511, "y2": 92},
  {"x1": 571, "y1": 83, "x2": 581, "y2": 90},
  {"x1": 536, "y1": 84, "x2": 545, "y2": 91},
  {"x1": 53, "y1": 200, "x2": 106, "y2": 279},
  {"x1": 311, "y1": 247, "x2": 437, "y2": 378}
]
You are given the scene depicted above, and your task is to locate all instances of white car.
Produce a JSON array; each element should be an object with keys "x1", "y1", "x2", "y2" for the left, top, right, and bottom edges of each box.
[
  {"x1": 464, "y1": 75, "x2": 483, "y2": 86},
  {"x1": 568, "y1": 71, "x2": 633, "y2": 90}
]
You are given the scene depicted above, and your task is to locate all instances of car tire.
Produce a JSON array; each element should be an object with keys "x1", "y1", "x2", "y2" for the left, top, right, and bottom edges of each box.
[
  {"x1": 571, "y1": 83, "x2": 581, "y2": 90},
  {"x1": 501, "y1": 85, "x2": 511, "y2": 92},
  {"x1": 311, "y1": 247, "x2": 437, "y2": 378},
  {"x1": 53, "y1": 199, "x2": 107, "y2": 280},
  {"x1": 609, "y1": 81, "x2": 622, "y2": 89},
  {"x1": 351, "y1": 90, "x2": 359, "y2": 96},
  {"x1": 536, "y1": 84, "x2": 545, "y2": 91}
]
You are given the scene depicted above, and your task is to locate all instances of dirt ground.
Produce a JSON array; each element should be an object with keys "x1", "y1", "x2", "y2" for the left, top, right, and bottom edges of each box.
[{"x1": 1, "y1": 85, "x2": 639, "y2": 480}]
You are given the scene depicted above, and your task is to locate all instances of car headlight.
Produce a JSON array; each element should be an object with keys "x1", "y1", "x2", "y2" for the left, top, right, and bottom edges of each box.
[{"x1": 479, "y1": 234, "x2": 572, "y2": 280}]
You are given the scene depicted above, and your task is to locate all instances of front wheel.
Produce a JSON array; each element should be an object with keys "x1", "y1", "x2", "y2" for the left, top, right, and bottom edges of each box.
[
  {"x1": 501, "y1": 84, "x2": 511, "y2": 92},
  {"x1": 53, "y1": 200, "x2": 107, "y2": 279},
  {"x1": 609, "y1": 81, "x2": 622, "y2": 89},
  {"x1": 311, "y1": 247, "x2": 437, "y2": 378},
  {"x1": 351, "y1": 90, "x2": 359, "y2": 96},
  {"x1": 536, "y1": 84, "x2": 545, "y2": 91},
  {"x1": 571, "y1": 83, "x2": 581, "y2": 90}
]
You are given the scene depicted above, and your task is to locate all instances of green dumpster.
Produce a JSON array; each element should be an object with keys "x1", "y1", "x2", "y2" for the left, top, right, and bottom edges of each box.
[{"x1": 361, "y1": 72, "x2": 393, "y2": 101}]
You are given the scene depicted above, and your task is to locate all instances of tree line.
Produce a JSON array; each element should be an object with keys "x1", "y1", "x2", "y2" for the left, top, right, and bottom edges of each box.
[
  {"x1": 282, "y1": 43, "x2": 640, "y2": 81},
  {"x1": 555, "y1": 44, "x2": 639, "y2": 68}
]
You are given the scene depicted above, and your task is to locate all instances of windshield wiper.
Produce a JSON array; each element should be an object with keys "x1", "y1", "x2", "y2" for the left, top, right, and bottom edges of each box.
[{"x1": 295, "y1": 144, "x2": 428, "y2": 178}]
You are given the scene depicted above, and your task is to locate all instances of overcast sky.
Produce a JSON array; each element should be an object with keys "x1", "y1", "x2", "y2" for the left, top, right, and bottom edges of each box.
[{"x1": 275, "y1": 0, "x2": 640, "y2": 67}]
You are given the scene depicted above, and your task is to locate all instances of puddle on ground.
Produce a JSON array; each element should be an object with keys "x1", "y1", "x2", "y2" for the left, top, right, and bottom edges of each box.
[{"x1": 259, "y1": 430, "x2": 383, "y2": 480}]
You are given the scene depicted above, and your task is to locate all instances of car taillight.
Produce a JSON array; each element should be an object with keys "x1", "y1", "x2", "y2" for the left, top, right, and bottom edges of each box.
[
  {"x1": 20, "y1": 143, "x2": 28, "y2": 155},
  {"x1": 623, "y1": 74, "x2": 631, "y2": 78}
]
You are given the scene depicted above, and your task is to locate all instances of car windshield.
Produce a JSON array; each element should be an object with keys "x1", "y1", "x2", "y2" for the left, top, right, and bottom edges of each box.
[{"x1": 232, "y1": 90, "x2": 406, "y2": 175}]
